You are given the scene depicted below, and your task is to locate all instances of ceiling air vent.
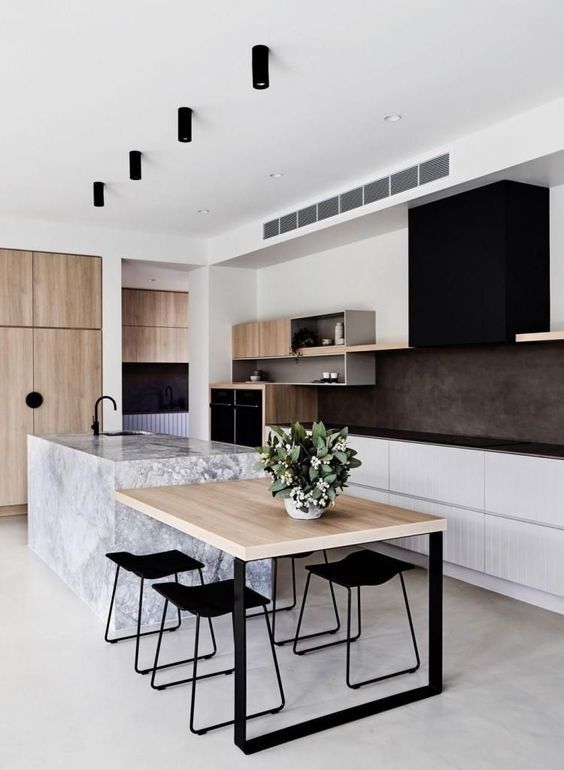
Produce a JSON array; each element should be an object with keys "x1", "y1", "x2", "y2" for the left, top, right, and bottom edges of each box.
[
  {"x1": 263, "y1": 219, "x2": 279, "y2": 239},
  {"x1": 262, "y1": 152, "x2": 450, "y2": 239},
  {"x1": 364, "y1": 177, "x2": 389, "y2": 204},
  {"x1": 391, "y1": 166, "x2": 418, "y2": 195},
  {"x1": 298, "y1": 204, "x2": 317, "y2": 228},
  {"x1": 419, "y1": 153, "x2": 449, "y2": 185},
  {"x1": 279, "y1": 212, "x2": 297, "y2": 234},
  {"x1": 340, "y1": 187, "x2": 363, "y2": 213},
  {"x1": 318, "y1": 196, "x2": 339, "y2": 221}
]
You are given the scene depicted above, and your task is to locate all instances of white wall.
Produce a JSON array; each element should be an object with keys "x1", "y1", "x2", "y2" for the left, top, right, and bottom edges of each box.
[
  {"x1": 188, "y1": 265, "x2": 257, "y2": 439},
  {"x1": 550, "y1": 184, "x2": 564, "y2": 329},
  {"x1": 256, "y1": 226, "x2": 408, "y2": 342}
]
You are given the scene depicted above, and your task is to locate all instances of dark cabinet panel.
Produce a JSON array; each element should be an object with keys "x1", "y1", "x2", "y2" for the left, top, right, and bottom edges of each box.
[
  {"x1": 210, "y1": 388, "x2": 263, "y2": 447},
  {"x1": 409, "y1": 181, "x2": 549, "y2": 347}
]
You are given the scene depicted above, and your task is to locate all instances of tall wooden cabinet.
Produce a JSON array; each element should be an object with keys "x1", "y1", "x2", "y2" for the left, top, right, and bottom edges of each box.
[{"x1": 0, "y1": 249, "x2": 102, "y2": 513}]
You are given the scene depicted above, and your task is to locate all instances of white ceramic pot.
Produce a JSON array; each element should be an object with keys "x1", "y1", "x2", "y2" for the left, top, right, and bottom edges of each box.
[{"x1": 284, "y1": 498, "x2": 324, "y2": 520}]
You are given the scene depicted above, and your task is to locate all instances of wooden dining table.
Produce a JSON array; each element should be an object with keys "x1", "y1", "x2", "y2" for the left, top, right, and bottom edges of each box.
[{"x1": 115, "y1": 477, "x2": 446, "y2": 754}]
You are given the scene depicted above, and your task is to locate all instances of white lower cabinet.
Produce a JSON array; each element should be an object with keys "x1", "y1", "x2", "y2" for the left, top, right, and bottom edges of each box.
[
  {"x1": 389, "y1": 441, "x2": 484, "y2": 510},
  {"x1": 485, "y1": 452, "x2": 564, "y2": 528},
  {"x1": 388, "y1": 494, "x2": 485, "y2": 572},
  {"x1": 346, "y1": 436, "x2": 389, "y2": 489},
  {"x1": 344, "y1": 483, "x2": 389, "y2": 505},
  {"x1": 485, "y1": 515, "x2": 564, "y2": 596}
]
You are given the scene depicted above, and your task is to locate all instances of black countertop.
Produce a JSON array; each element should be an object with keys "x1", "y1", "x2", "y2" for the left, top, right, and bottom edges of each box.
[{"x1": 276, "y1": 423, "x2": 564, "y2": 460}]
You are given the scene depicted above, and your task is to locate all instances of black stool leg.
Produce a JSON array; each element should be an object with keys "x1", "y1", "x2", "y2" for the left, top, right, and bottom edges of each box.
[
  {"x1": 150, "y1": 599, "x2": 224, "y2": 691},
  {"x1": 293, "y1": 574, "x2": 360, "y2": 656},
  {"x1": 104, "y1": 565, "x2": 181, "y2": 647},
  {"x1": 274, "y1": 551, "x2": 341, "y2": 646},
  {"x1": 189, "y1": 608, "x2": 286, "y2": 735},
  {"x1": 346, "y1": 573, "x2": 420, "y2": 690}
]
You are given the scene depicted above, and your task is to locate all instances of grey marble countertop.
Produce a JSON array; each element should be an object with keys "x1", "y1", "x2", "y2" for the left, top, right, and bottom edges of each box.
[{"x1": 34, "y1": 433, "x2": 255, "y2": 462}]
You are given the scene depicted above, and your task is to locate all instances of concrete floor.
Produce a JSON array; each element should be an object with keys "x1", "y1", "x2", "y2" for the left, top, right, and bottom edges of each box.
[{"x1": 1, "y1": 515, "x2": 564, "y2": 770}]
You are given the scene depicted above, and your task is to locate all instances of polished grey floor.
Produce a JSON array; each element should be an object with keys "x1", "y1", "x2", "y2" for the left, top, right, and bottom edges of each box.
[{"x1": 1, "y1": 515, "x2": 564, "y2": 770}]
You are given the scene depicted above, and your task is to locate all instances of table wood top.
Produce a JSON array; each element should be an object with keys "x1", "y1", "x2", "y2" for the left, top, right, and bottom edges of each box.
[{"x1": 115, "y1": 478, "x2": 446, "y2": 561}]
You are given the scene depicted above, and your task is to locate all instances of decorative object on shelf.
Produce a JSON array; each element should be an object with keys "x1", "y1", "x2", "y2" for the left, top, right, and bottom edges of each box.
[
  {"x1": 291, "y1": 327, "x2": 317, "y2": 359},
  {"x1": 250, "y1": 369, "x2": 264, "y2": 382},
  {"x1": 330, "y1": 372, "x2": 339, "y2": 382},
  {"x1": 322, "y1": 371, "x2": 330, "y2": 380},
  {"x1": 255, "y1": 421, "x2": 361, "y2": 520},
  {"x1": 334, "y1": 320, "x2": 345, "y2": 346},
  {"x1": 321, "y1": 338, "x2": 333, "y2": 346}
]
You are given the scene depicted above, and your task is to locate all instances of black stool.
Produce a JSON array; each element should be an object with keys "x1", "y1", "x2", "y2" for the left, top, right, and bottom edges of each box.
[
  {"x1": 270, "y1": 551, "x2": 341, "y2": 645},
  {"x1": 293, "y1": 549, "x2": 420, "y2": 689},
  {"x1": 104, "y1": 549, "x2": 216, "y2": 675},
  {"x1": 151, "y1": 580, "x2": 285, "y2": 735}
]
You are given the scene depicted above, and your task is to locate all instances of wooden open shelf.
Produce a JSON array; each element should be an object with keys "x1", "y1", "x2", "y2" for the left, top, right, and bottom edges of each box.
[
  {"x1": 516, "y1": 331, "x2": 564, "y2": 343},
  {"x1": 345, "y1": 341, "x2": 409, "y2": 353}
]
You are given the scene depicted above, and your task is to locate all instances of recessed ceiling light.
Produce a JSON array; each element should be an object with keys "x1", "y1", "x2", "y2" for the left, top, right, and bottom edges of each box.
[
  {"x1": 384, "y1": 114, "x2": 402, "y2": 122},
  {"x1": 269, "y1": 172, "x2": 283, "y2": 178},
  {"x1": 198, "y1": 209, "x2": 210, "y2": 214},
  {"x1": 150, "y1": 278, "x2": 157, "y2": 282}
]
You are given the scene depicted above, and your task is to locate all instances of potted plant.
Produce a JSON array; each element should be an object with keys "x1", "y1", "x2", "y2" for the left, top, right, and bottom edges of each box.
[
  {"x1": 290, "y1": 327, "x2": 317, "y2": 358},
  {"x1": 255, "y1": 421, "x2": 362, "y2": 519}
]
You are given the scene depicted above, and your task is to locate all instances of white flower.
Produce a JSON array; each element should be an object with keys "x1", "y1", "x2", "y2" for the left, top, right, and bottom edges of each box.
[
  {"x1": 310, "y1": 456, "x2": 322, "y2": 469},
  {"x1": 335, "y1": 440, "x2": 347, "y2": 452}
]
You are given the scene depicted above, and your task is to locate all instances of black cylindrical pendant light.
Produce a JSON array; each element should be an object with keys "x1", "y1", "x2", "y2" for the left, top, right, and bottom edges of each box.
[
  {"x1": 93, "y1": 181, "x2": 104, "y2": 207},
  {"x1": 252, "y1": 45, "x2": 269, "y2": 89},
  {"x1": 178, "y1": 107, "x2": 192, "y2": 142},
  {"x1": 129, "y1": 150, "x2": 142, "y2": 180}
]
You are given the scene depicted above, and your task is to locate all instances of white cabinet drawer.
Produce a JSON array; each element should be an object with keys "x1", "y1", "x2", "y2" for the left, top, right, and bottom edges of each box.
[
  {"x1": 387, "y1": 494, "x2": 485, "y2": 571},
  {"x1": 389, "y1": 442, "x2": 484, "y2": 509},
  {"x1": 485, "y1": 516, "x2": 564, "y2": 596},
  {"x1": 346, "y1": 436, "x2": 388, "y2": 489},
  {"x1": 484, "y1": 452, "x2": 564, "y2": 527},
  {"x1": 344, "y1": 484, "x2": 389, "y2": 505}
]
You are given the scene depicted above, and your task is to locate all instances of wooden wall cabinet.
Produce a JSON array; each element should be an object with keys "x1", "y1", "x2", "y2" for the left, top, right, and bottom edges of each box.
[
  {"x1": 0, "y1": 250, "x2": 33, "y2": 327},
  {"x1": 232, "y1": 322, "x2": 259, "y2": 359},
  {"x1": 122, "y1": 326, "x2": 188, "y2": 363},
  {"x1": 259, "y1": 319, "x2": 290, "y2": 357},
  {"x1": 33, "y1": 252, "x2": 102, "y2": 329},
  {"x1": 0, "y1": 328, "x2": 33, "y2": 507},
  {"x1": 122, "y1": 289, "x2": 188, "y2": 328}
]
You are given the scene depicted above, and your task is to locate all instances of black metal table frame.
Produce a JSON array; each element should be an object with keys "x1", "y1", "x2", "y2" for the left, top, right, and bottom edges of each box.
[{"x1": 232, "y1": 530, "x2": 443, "y2": 754}]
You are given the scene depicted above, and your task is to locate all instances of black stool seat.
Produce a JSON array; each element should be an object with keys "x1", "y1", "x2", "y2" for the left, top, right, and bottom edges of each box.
[
  {"x1": 154, "y1": 579, "x2": 269, "y2": 618},
  {"x1": 306, "y1": 550, "x2": 414, "y2": 588},
  {"x1": 106, "y1": 549, "x2": 204, "y2": 580}
]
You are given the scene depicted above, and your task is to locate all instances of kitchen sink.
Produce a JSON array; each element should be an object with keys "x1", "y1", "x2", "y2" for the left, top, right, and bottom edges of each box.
[{"x1": 101, "y1": 430, "x2": 151, "y2": 437}]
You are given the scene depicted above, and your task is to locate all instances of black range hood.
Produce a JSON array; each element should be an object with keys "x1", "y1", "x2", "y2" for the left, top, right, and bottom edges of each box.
[{"x1": 408, "y1": 180, "x2": 550, "y2": 347}]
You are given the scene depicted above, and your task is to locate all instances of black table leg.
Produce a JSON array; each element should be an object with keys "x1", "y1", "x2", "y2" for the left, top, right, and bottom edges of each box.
[
  {"x1": 234, "y1": 531, "x2": 444, "y2": 754},
  {"x1": 233, "y1": 557, "x2": 247, "y2": 751}
]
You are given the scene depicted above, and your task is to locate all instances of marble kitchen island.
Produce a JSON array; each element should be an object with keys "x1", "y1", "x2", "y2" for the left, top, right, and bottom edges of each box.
[{"x1": 28, "y1": 433, "x2": 268, "y2": 630}]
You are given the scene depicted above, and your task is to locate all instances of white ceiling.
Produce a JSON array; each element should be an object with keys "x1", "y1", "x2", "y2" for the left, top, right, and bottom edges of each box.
[
  {"x1": 2, "y1": 0, "x2": 564, "y2": 239},
  {"x1": 122, "y1": 259, "x2": 193, "y2": 290}
]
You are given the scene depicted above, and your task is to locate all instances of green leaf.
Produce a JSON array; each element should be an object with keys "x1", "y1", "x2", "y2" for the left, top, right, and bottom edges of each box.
[
  {"x1": 335, "y1": 451, "x2": 347, "y2": 463},
  {"x1": 324, "y1": 473, "x2": 337, "y2": 484},
  {"x1": 309, "y1": 466, "x2": 319, "y2": 482},
  {"x1": 270, "y1": 479, "x2": 287, "y2": 493}
]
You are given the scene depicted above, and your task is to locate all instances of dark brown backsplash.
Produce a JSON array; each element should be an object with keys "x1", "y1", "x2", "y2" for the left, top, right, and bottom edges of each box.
[{"x1": 318, "y1": 343, "x2": 564, "y2": 444}]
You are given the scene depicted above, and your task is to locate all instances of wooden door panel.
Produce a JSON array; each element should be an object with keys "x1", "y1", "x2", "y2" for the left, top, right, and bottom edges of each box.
[
  {"x1": 33, "y1": 329, "x2": 102, "y2": 434},
  {"x1": 0, "y1": 250, "x2": 33, "y2": 327},
  {"x1": 0, "y1": 328, "x2": 33, "y2": 505},
  {"x1": 232, "y1": 322, "x2": 259, "y2": 358},
  {"x1": 122, "y1": 289, "x2": 188, "y2": 327},
  {"x1": 33, "y1": 252, "x2": 101, "y2": 329},
  {"x1": 258, "y1": 319, "x2": 290, "y2": 357}
]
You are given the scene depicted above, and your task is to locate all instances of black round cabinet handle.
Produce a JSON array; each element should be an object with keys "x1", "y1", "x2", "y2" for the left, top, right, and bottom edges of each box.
[{"x1": 26, "y1": 392, "x2": 43, "y2": 409}]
